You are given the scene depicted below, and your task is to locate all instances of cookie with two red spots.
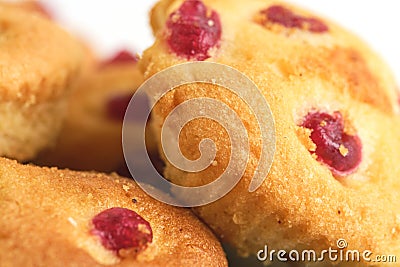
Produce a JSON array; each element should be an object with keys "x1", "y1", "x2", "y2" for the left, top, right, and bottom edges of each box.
[
  {"x1": 0, "y1": 157, "x2": 227, "y2": 266},
  {"x1": 140, "y1": 0, "x2": 400, "y2": 264}
]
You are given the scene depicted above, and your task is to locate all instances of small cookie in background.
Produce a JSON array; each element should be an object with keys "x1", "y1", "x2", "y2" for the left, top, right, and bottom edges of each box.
[
  {"x1": 0, "y1": 2, "x2": 83, "y2": 161},
  {"x1": 35, "y1": 50, "x2": 155, "y2": 173}
]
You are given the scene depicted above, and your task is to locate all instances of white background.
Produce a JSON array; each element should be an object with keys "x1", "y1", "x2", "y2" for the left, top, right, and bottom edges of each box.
[{"x1": 42, "y1": 0, "x2": 400, "y2": 83}]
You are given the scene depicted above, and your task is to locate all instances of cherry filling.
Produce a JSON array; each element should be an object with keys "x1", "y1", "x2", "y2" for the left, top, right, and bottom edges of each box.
[
  {"x1": 91, "y1": 207, "x2": 153, "y2": 254},
  {"x1": 302, "y1": 111, "x2": 362, "y2": 176},
  {"x1": 166, "y1": 0, "x2": 222, "y2": 60},
  {"x1": 106, "y1": 93, "x2": 133, "y2": 122},
  {"x1": 260, "y1": 5, "x2": 328, "y2": 33},
  {"x1": 106, "y1": 93, "x2": 150, "y2": 122},
  {"x1": 100, "y1": 50, "x2": 139, "y2": 67}
]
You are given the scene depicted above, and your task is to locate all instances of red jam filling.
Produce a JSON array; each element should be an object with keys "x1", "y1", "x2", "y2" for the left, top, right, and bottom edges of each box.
[
  {"x1": 101, "y1": 50, "x2": 139, "y2": 67},
  {"x1": 166, "y1": 0, "x2": 222, "y2": 61},
  {"x1": 302, "y1": 111, "x2": 362, "y2": 176},
  {"x1": 261, "y1": 5, "x2": 328, "y2": 33},
  {"x1": 91, "y1": 207, "x2": 153, "y2": 254},
  {"x1": 106, "y1": 93, "x2": 132, "y2": 122},
  {"x1": 106, "y1": 93, "x2": 150, "y2": 122}
]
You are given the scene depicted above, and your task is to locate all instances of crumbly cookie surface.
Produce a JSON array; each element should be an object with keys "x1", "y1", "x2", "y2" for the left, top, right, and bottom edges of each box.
[
  {"x1": 0, "y1": 3, "x2": 83, "y2": 161},
  {"x1": 0, "y1": 157, "x2": 227, "y2": 267},
  {"x1": 0, "y1": 3, "x2": 82, "y2": 103}
]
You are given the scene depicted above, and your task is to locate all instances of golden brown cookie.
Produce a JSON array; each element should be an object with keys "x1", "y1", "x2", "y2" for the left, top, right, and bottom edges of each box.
[
  {"x1": 140, "y1": 0, "x2": 400, "y2": 264},
  {"x1": 0, "y1": 3, "x2": 83, "y2": 161},
  {"x1": 0, "y1": 157, "x2": 228, "y2": 266},
  {"x1": 34, "y1": 50, "x2": 151, "y2": 173}
]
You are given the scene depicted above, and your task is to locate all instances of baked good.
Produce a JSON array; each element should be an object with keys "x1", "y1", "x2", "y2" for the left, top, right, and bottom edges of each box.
[
  {"x1": 2, "y1": 0, "x2": 52, "y2": 19},
  {"x1": 140, "y1": 0, "x2": 400, "y2": 264},
  {"x1": 34, "y1": 50, "x2": 148, "y2": 173},
  {"x1": 0, "y1": 157, "x2": 228, "y2": 266},
  {"x1": 0, "y1": 3, "x2": 83, "y2": 161}
]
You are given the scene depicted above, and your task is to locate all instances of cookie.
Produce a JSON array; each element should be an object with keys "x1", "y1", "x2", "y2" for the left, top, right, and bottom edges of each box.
[
  {"x1": 0, "y1": 157, "x2": 228, "y2": 266},
  {"x1": 2, "y1": 0, "x2": 52, "y2": 19},
  {"x1": 140, "y1": 0, "x2": 400, "y2": 264},
  {"x1": 0, "y1": 3, "x2": 83, "y2": 161},
  {"x1": 34, "y1": 50, "x2": 151, "y2": 173}
]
